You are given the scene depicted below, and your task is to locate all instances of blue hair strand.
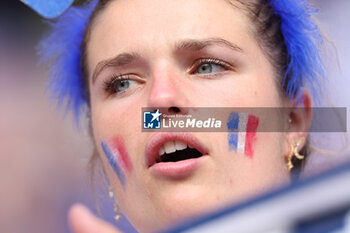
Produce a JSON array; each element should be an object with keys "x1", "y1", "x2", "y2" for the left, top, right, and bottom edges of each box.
[
  {"x1": 37, "y1": 0, "x2": 98, "y2": 125},
  {"x1": 268, "y1": 0, "x2": 324, "y2": 103}
]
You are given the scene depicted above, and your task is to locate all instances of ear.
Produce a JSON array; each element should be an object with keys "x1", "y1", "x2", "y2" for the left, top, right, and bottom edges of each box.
[{"x1": 283, "y1": 90, "x2": 312, "y2": 162}]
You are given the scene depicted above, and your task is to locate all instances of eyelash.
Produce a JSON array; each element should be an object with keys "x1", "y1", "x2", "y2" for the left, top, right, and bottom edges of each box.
[
  {"x1": 104, "y1": 74, "x2": 131, "y2": 94},
  {"x1": 102, "y1": 58, "x2": 233, "y2": 94},
  {"x1": 191, "y1": 58, "x2": 234, "y2": 74}
]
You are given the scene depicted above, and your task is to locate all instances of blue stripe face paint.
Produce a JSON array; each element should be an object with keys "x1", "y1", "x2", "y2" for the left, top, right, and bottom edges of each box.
[
  {"x1": 101, "y1": 140, "x2": 126, "y2": 188},
  {"x1": 226, "y1": 112, "x2": 259, "y2": 158},
  {"x1": 227, "y1": 112, "x2": 239, "y2": 151}
]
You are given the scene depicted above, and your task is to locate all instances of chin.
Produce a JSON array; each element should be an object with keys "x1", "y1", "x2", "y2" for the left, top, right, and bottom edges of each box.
[{"x1": 155, "y1": 185, "x2": 226, "y2": 224}]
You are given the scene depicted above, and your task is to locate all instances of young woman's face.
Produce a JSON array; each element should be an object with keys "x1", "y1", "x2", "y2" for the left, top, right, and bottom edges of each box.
[{"x1": 87, "y1": 0, "x2": 291, "y2": 231}]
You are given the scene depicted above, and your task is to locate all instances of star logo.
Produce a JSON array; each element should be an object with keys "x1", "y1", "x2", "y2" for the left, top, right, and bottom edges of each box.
[{"x1": 151, "y1": 109, "x2": 162, "y2": 122}]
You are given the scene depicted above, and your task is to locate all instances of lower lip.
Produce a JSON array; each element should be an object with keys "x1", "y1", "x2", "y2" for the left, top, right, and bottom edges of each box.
[{"x1": 149, "y1": 155, "x2": 208, "y2": 179}]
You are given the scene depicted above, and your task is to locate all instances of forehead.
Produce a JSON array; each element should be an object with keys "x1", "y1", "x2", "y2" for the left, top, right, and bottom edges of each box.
[{"x1": 87, "y1": 0, "x2": 255, "y2": 70}]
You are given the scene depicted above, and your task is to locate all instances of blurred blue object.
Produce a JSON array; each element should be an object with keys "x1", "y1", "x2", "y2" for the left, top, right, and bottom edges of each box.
[
  {"x1": 20, "y1": 0, "x2": 74, "y2": 19},
  {"x1": 163, "y1": 159, "x2": 350, "y2": 233}
]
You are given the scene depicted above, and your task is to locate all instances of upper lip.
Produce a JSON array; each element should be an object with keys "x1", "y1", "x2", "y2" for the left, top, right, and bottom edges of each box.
[{"x1": 145, "y1": 132, "x2": 209, "y2": 167}]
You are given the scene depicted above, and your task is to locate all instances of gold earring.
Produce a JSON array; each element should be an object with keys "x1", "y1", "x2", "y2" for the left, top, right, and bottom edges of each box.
[
  {"x1": 287, "y1": 139, "x2": 305, "y2": 171},
  {"x1": 109, "y1": 186, "x2": 121, "y2": 222}
]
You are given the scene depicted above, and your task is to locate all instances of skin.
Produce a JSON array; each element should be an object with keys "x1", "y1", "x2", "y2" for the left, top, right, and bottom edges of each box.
[{"x1": 69, "y1": 0, "x2": 312, "y2": 232}]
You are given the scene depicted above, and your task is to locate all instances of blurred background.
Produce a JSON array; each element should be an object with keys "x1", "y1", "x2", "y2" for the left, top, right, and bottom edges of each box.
[{"x1": 0, "y1": 0, "x2": 349, "y2": 232}]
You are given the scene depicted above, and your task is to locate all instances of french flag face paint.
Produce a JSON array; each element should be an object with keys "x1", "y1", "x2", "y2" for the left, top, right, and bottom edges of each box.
[
  {"x1": 101, "y1": 136, "x2": 133, "y2": 188},
  {"x1": 227, "y1": 112, "x2": 259, "y2": 158}
]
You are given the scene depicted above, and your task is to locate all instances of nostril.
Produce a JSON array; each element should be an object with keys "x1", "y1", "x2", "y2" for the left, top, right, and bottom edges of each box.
[{"x1": 169, "y1": 107, "x2": 180, "y2": 113}]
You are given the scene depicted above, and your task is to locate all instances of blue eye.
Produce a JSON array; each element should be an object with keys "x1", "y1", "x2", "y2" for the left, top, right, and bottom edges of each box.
[
  {"x1": 104, "y1": 75, "x2": 143, "y2": 95},
  {"x1": 115, "y1": 79, "x2": 130, "y2": 92},
  {"x1": 194, "y1": 59, "x2": 232, "y2": 75},
  {"x1": 107, "y1": 79, "x2": 135, "y2": 93},
  {"x1": 197, "y1": 63, "x2": 213, "y2": 74}
]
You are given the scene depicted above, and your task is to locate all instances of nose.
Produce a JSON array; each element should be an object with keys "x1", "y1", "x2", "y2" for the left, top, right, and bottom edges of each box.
[{"x1": 147, "y1": 64, "x2": 189, "y2": 115}]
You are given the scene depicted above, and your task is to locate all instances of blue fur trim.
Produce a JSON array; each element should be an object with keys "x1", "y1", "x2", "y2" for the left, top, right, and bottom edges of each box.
[
  {"x1": 268, "y1": 0, "x2": 324, "y2": 102},
  {"x1": 37, "y1": 0, "x2": 98, "y2": 125}
]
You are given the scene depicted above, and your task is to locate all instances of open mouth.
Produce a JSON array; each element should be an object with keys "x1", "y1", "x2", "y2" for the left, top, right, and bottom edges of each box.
[
  {"x1": 145, "y1": 133, "x2": 209, "y2": 177},
  {"x1": 145, "y1": 133, "x2": 209, "y2": 168},
  {"x1": 156, "y1": 141, "x2": 203, "y2": 163}
]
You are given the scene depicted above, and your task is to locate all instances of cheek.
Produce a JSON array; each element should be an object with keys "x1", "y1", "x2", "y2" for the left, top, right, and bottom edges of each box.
[
  {"x1": 252, "y1": 132, "x2": 288, "y2": 184},
  {"x1": 91, "y1": 102, "x2": 142, "y2": 185},
  {"x1": 98, "y1": 135, "x2": 133, "y2": 189},
  {"x1": 91, "y1": 100, "x2": 141, "y2": 142},
  {"x1": 227, "y1": 132, "x2": 287, "y2": 191},
  {"x1": 189, "y1": 74, "x2": 281, "y2": 109}
]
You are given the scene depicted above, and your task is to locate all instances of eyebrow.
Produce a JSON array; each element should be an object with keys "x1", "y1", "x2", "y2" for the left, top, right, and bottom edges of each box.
[
  {"x1": 175, "y1": 38, "x2": 243, "y2": 53},
  {"x1": 92, "y1": 38, "x2": 243, "y2": 83},
  {"x1": 92, "y1": 52, "x2": 141, "y2": 83}
]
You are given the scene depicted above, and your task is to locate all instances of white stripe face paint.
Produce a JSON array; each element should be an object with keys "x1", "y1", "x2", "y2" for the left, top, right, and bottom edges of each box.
[{"x1": 237, "y1": 113, "x2": 248, "y2": 154}]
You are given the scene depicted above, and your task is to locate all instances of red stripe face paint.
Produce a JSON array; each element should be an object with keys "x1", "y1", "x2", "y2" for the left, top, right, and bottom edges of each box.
[
  {"x1": 101, "y1": 136, "x2": 133, "y2": 188},
  {"x1": 244, "y1": 115, "x2": 259, "y2": 158},
  {"x1": 106, "y1": 136, "x2": 133, "y2": 173},
  {"x1": 227, "y1": 112, "x2": 259, "y2": 158}
]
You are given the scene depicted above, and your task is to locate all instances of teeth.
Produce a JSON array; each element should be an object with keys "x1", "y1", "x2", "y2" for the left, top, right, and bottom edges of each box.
[
  {"x1": 159, "y1": 141, "x2": 190, "y2": 156},
  {"x1": 175, "y1": 141, "x2": 187, "y2": 150},
  {"x1": 164, "y1": 141, "x2": 176, "y2": 154},
  {"x1": 158, "y1": 146, "x2": 165, "y2": 156}
]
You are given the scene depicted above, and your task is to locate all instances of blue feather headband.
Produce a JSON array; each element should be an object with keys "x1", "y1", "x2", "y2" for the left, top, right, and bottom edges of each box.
[{"x1": 37, "y1": 0, "x2": 324, "y2": 124}]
